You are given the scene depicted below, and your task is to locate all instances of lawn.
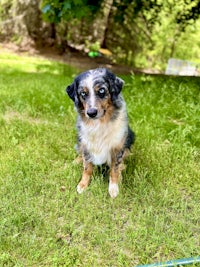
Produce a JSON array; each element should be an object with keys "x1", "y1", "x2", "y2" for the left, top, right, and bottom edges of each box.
[{"x1": 0, "y1": 51, "x2": 200, "y2": 267}]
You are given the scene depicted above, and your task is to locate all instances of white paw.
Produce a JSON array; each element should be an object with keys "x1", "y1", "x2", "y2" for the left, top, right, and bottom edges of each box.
[
  {"x1": 77, "y1": 184, "x2": 85, "y2": 194},
  {"x1": 109, "y1": 182, "x2": 119, "y2": 198}
]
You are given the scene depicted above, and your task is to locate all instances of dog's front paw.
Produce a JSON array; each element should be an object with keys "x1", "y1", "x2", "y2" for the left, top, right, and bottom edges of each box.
[
  {"x1": 109, "y1": 182, "x2": 119, "y2": 198},
  {"x1": 77, "y1": 183, "x2": 87, "y2": 194}
]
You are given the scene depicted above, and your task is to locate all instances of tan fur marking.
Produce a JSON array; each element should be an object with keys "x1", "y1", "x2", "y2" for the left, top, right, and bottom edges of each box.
[
  {"x1": 77, "y1": 161, "x2": 93, "y2": 193},
  {"x1": 99, "y1": 98, "x2": 114, "y2": 123},
  {"x1": 110, "y1": 168, "x2": 120, "y2": 184}
]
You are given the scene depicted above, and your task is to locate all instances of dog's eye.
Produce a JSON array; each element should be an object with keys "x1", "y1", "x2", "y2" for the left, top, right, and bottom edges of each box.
[
  {"x1": 80, "y1": 91, "x2": 87, "y2": 98},
  {"x1": 98, "y1": 88, "x2": 106, "y2": 98}
]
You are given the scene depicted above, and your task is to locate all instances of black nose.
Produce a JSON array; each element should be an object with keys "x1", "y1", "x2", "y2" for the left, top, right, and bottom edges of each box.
[{"x1": 87, "y1": 108, "x2": 98, "y2": 118}]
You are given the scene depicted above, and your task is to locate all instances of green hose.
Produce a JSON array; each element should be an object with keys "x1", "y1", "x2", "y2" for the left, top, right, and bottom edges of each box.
[{"x1": 136, "y1": 256, "x2": 200, "y2": 267}]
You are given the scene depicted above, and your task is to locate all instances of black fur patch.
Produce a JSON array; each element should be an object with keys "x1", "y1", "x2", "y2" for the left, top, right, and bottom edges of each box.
[{"x1": 125, "y1": 127, "x2": 135, "y2": 150}]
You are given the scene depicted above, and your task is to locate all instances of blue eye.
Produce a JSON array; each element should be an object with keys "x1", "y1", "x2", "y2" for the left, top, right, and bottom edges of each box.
[
  {"x1": 80, "y1": 91, "x2": 87, "y2": 98},
  {"x1": 98, "y1": 88, "x2": 106, "y2": 98}
]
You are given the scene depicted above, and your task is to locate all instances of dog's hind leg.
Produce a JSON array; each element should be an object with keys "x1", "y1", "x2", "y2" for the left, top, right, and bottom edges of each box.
[{"x1": 77, "y1": 161, "x2": 93, "y2": 194}]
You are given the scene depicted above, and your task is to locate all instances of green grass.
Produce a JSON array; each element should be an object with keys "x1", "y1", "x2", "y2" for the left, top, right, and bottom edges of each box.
[{"x1": 0, "y1": 51, "x2": 200, "y2": 267}]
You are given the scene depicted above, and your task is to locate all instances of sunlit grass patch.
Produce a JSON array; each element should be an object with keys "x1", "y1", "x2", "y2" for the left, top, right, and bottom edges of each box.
[{"x1": 0, "y1": 51, "x2": 76, "y2": 76}]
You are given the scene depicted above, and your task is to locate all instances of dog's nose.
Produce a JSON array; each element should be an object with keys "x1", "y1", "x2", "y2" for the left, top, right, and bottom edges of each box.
[{"x1": 87, "y1": 108, "x2": 98, "y2": 118}]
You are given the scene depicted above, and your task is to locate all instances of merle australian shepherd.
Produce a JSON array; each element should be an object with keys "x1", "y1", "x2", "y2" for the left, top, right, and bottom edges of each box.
[{"x1": 66, "y1": 68, "x2": 135, "y2": 198}]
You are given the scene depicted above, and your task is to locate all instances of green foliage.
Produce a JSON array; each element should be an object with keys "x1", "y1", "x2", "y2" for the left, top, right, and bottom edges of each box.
[
  {"x1": 1, "y1": 0, "x2": 200, "y2": 70},
  {"x1": 0, "y1": 52, "x2": 200, "y2": 266},
  {"x1": 41, "y1": 0, "x2": 103, "y2": 23},
  {"x1": 39, "y1": 0, "x2": 200, "y2": 70},
  {"x1": 85, "y1": 40, "x2": 101, "y2": 52},
  {"x1": 110, "y1": 0, "x2": 200, "y2": 69},
  {"x1": 0, "y1": 0, "x2": 13, "y2": 20},
  {"x1": 176, "y1": 0, "x2": 200, "y2": 30},
  {"x1": 113, "y1": 0, "x2": 162, "y2": 24}
]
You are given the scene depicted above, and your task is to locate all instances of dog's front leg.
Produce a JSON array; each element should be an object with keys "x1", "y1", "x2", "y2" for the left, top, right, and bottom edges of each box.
[
  {"x1": 109, "y1": 149, "x2": 125, "y2": 198},
  {"x1": 109, "y1": 148, "x2": 128, "y2": 198},
  {"x1": 77, "y1": 158, "x2": 93, "y2": 194},
  {"x1": 109, "y1": 167, "x2": 120, "y2": 198}
]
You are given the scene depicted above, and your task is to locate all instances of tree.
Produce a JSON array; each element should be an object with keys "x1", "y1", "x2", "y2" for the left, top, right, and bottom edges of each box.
[
  {"x1": 40, "y1": 0, "x2": 200, "y2": 69},
  {"x1": 1, "y1": 0, "x2": 200, "y2": 69},
  {"x1": 106, "y1": 0, "x2": 200, "y2": 68},
  {"x1": 0, "y1": 0, "x2": 45, "y2": 46}
]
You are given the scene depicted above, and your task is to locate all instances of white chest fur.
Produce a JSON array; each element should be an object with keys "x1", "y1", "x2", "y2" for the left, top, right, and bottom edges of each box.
[{"x1": 80, "y1": 109, "x2": 127, "y2": 166}]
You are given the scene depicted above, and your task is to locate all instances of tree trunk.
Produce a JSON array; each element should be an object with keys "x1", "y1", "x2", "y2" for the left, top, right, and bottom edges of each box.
[
  {"x1": 14, "y1": 0, "x2": 42, "y2": 41},
  {"x1": 93, "y1": 0, "x2": 114, "y2": 47}
]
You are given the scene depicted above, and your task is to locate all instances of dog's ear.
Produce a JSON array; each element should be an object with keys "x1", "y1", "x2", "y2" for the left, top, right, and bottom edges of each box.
[
  {"x1": 107, "y1": 72, "x2": 124, "y2": 108},
  {"x1": 114, "y1": 76, "x2": 124, "y2": 95},
  {"x1": 110, "y1": 75, "x2": 124, "y2": 106},
  {"x1": 66, "y1": 79, "x2": 81, "y2": 108},
  {"x1": 106, "y1": 69, "x2": 124, "y2": 97},
  {"x1": 66, "y1": 82, "x2": 76, "y2": 102}
]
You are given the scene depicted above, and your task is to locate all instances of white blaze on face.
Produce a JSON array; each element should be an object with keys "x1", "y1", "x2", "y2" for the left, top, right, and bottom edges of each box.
[
  {"x1": 84, "y1": 74, "x2": 96, "y2": 109},
  {"x1": 80, "y1": 69, "x2": 110, "y2": 119}
]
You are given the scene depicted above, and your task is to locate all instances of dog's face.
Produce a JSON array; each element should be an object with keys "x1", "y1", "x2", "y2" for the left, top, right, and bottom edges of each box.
[{"x1": 66, "y1": 68, "x2": 124, "y2": 120}]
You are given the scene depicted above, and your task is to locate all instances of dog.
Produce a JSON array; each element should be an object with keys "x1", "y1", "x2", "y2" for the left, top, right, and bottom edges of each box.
[{"x1": 66, "y1": 68, "x2": 135, "y2": 198}]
